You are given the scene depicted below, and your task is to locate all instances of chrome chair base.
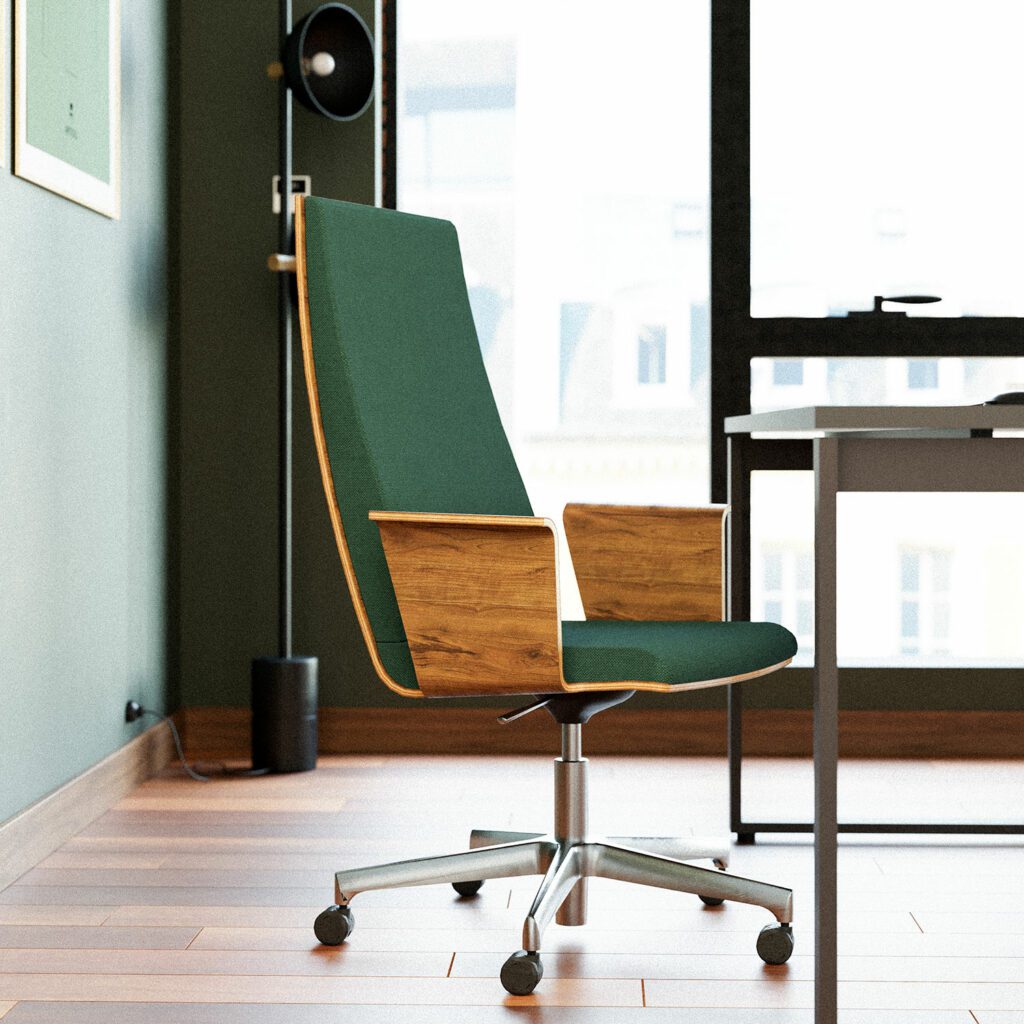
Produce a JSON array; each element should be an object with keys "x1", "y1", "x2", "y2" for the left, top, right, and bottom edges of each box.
[{"x1": 315, "y1": 723, "x2": 794, "y2": 994}]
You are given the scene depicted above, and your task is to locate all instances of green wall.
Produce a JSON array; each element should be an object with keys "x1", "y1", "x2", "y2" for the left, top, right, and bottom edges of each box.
[
  {"x1": 0, "y1": 0, "x2": 174, "y2": 823},
  {"x1": 176, "y1": 0, "x2": 384, "y2": 710},
  {"x1": 173, "y1": 2, "x2": 1023, "y2": 718}
]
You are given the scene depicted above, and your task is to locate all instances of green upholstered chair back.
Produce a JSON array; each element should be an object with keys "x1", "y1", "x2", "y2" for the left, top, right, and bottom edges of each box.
[{"x1": 300, "y1": 197, "x2": 534, "y2": 690}]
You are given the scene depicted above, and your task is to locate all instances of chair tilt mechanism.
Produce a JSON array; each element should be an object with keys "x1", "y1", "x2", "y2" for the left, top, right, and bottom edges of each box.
[{"x1": 295, "y1": 194, "x2": 798, "y2": 996}]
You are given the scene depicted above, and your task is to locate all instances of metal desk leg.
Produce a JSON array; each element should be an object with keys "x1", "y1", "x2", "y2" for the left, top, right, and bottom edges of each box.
[
  {"x1": 813, "y1": 437, "x2": 839, "y2": 1023},
  {"x1": 726, "y1": 436, "x2": 755, "y2": 843}
]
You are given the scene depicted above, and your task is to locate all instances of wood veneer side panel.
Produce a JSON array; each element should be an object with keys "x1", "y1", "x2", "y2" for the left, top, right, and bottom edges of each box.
[
  {"x1": 375, "y1": 518, "x2": 565, "y2": 697},
  {"x1": 564, "y1": 504, "x2": 726, "y2": 622}
]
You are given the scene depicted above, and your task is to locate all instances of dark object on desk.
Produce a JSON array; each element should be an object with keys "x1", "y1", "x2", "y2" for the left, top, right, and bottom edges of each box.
[
  {"x1": 296, "y1": 195, "x2": 797, "y2": 995},
  {"x1": 847, "y1": 294, "x2": 942, "y2": 316},
  {"x1": 985, "y1": 391, "x2": 1024, "y2": 405}
]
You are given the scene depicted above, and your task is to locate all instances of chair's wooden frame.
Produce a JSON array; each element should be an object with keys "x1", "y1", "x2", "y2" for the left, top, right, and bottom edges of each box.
[{"x1": 295, "y1": 196, "x2": 793, "y2": 700}]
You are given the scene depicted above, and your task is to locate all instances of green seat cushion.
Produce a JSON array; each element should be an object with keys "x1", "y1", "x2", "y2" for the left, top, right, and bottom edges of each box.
[{"x1": 561, "y1": 619, "x2": 797, "y2": 686}]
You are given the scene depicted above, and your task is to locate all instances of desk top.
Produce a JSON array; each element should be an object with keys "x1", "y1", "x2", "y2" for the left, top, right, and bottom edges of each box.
[{"x1": 725, "y1": 404, "x2": 1024, "y2": 436}]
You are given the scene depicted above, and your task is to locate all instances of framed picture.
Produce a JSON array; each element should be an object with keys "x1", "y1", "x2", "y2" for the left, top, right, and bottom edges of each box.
[
  {"x1": 14, "y1": 0, "x2": 120, "y2": 218},
  {"x1": 0, "y1": 0, "x2": 6, "y2": 169}
]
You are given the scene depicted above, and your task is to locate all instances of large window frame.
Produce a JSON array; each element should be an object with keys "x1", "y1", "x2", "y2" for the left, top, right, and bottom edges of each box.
[
  {"x1": 709, "y1": 1, "x2": 1024, "y2": 504},
  {"x1": 380, "y1": 0, "x2": 1023, "y2": 710}
]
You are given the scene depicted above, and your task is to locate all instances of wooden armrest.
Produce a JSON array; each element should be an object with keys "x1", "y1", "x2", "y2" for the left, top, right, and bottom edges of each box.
[
  {"x1": 563, "y1": 503, "x2": 728, "y2": 622},
  {"x1": 369, "y1": 511, "x2": 564, "y2": 697}
]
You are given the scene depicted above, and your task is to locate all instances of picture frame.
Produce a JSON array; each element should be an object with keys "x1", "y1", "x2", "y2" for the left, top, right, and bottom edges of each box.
[
  {"x1": 14, "y1": 0, "x2": 121, "y2": 218},
  {"x1": 0, "y1": 0, "x2": 6, "y2": 168}
]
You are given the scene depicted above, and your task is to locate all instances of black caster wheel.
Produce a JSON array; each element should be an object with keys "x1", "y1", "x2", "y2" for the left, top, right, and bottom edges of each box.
[
  {"x1": 314, "y1": 905, "x2": 354, "y2": 946},
  {"x1": 500, "y1": 950, "x2": 544, "y2": 995},
  {"x1": 699, "y1": 861, "x2": 727, "y2": 905},
  {"x1": 756, "y1": 922, "x2": 794, "y2": 965},
  {"x1": 452, "y1": 880, "x2": 484, "y2": 897}
]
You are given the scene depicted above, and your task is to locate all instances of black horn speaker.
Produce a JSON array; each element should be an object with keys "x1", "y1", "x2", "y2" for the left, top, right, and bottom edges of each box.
[{"x1": 282, "y1": 3, "x2": 375, "y2": 121}]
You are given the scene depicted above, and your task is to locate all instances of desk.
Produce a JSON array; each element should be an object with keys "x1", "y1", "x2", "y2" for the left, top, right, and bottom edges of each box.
[{"x1": 724, "y1": 405, "x2": 1024, "y2": 1024}]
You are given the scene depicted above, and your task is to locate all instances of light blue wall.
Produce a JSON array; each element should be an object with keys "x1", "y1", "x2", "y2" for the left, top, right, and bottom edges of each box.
[{"x1": 0, "y1": 0, "x2": 173, "y2": 823}]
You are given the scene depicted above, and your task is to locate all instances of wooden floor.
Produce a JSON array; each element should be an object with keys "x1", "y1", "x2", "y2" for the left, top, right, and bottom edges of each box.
[{"x1": 1, "y1": 752, "x2": 1022, "y2": 1022}]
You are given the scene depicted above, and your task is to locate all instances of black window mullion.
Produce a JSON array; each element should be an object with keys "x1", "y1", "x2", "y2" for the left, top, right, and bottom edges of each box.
[{"x1": 710, "y1": 0, "x2": 752, "y2": 503}]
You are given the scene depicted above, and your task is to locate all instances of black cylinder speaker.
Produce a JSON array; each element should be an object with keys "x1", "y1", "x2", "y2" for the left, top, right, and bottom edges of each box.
[{"x1": 251, "y1": 656, "x2": 319, "y2": 772}]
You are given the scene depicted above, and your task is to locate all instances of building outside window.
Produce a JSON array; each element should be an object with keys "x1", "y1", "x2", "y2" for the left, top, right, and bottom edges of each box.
[
  {"x1": 398, "y1": 1, "x2": 710, "y2": 615},
  {"x1": 637, "y1": 325, "x2": 667, "y2": 385},
  {"x1": 899, "y1": 547, "x2": 952, "y2": 657},
  {"x1": 396, "y1": 2, "x2": 1024, "y2": 658},
  {"x1": 757, "y1": 543, "x2": 814, "y2": 657}
]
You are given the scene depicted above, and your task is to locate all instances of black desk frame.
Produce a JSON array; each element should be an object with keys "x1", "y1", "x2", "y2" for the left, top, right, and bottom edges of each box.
[{"x1": 726, "y1": 432, "x2": 1024, "y2": 840}]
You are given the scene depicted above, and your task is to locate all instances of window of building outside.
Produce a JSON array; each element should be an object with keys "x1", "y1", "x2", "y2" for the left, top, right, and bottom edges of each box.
[
  {"x1": 747, "y1": 0, "x2": 1024, "y2": 666},
  {"x1": 397, "y1": 1, "x2": 710, "y2": 616},
  {"x1": 758, "y1": 544, "x2": 813, "y2": 653},
  {"x1": 899, "y1": 547, "x2": 952, "y2": 657}
]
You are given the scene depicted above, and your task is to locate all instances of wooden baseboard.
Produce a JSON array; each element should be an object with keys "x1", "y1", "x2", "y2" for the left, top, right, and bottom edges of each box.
[
  {"x1": 0, "y1": 720, "x2": 176, "y2": 890},
  {"x1": 181, "y1": 706, "x2": 1024, "y2": 760}
]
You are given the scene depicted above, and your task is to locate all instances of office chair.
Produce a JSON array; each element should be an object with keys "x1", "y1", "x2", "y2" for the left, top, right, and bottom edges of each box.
[{"x1": 296, "y1": 195, "x2": 797, "y2": 995}]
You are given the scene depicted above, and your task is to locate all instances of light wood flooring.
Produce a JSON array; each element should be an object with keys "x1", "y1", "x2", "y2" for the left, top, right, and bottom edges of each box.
[{"x1": 1, "y1": 751, "x2": 1022, "y2": 1022}]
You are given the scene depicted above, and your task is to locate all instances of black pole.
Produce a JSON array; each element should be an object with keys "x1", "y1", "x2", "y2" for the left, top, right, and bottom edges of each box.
[
  {"x1": 250, "y1": 0, "x2": 318, "y2": 774},
  {"x1": 278, "y1": 0, "x2": 293, "y2": 660}
]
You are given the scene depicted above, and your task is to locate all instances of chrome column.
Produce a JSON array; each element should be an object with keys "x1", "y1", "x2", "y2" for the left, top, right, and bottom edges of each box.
[{"x1": 554, "y1": 723, "x2": 588, "y2": 926}]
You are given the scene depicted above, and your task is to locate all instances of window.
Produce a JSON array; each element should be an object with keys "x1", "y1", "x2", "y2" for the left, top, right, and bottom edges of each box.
[
  {"x1": 906, "y1": 360, "x2": 939, "y2": 390},
  {"x1": 756, "y1": 542, "x2": 814, "y2": 656},
  {"x1": 751, "y1": 0, "x2": 1024, "y2": 318},
  {"x1": 637, "y1": 325, "x2": 667, "y2": 385},
  {"x1": 899, "y1": 547, "x2": 952, "y2": 657},
  {"x1": 772, "y1": 360, "x2": 803, "y2": 387},
  {"x1": 398, "y1": 1, "x2": 711, "y2": 614}
]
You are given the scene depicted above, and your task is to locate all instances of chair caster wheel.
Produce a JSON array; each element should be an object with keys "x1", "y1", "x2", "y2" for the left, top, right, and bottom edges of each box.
[
  {"x1": 314, "y1": 905, "x2": 354, "y2": 946},
  {"x1": 500, "y1": 950, "x2": 543, "y2": 995},
  {"x1": 699, "y1": 861, "x2": 727, "y2": 904},
  {"x1": 757, "y1": 922, "x2": 794, "y2": 965},
  {"x1": 452, "y1": 880, "x2": 483, "y2": 897}
]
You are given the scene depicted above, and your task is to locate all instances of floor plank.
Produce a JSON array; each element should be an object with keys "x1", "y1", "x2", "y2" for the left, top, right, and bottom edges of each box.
[
  {"x1": 0, "y1": 927, "x2": 199, "y2": 951},
  {"x1": 114, "y1": 798, "x2": 347, "y2": 813},
  {"x1": 34, "y1": 854, "x2": 166, "y2": 870},
  {"x1": 0, "y1": 910, "x2": 114, "y2": 927},
  {"x1": 0, "y1": 948, "x2": 452, "y2": 978},
  {"x1": 645, "y1": 979, "x2": 1024, "y2": 1010},
  {"x1": 0, "y1": 974, "x2": 641, "y2": 1007},
  {"x1": 914, "y1": 911, "x2": 1024, "y2": 934},
  {"x1": 453, "y1": 951, "x2": 1024, "y2": 983}
]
